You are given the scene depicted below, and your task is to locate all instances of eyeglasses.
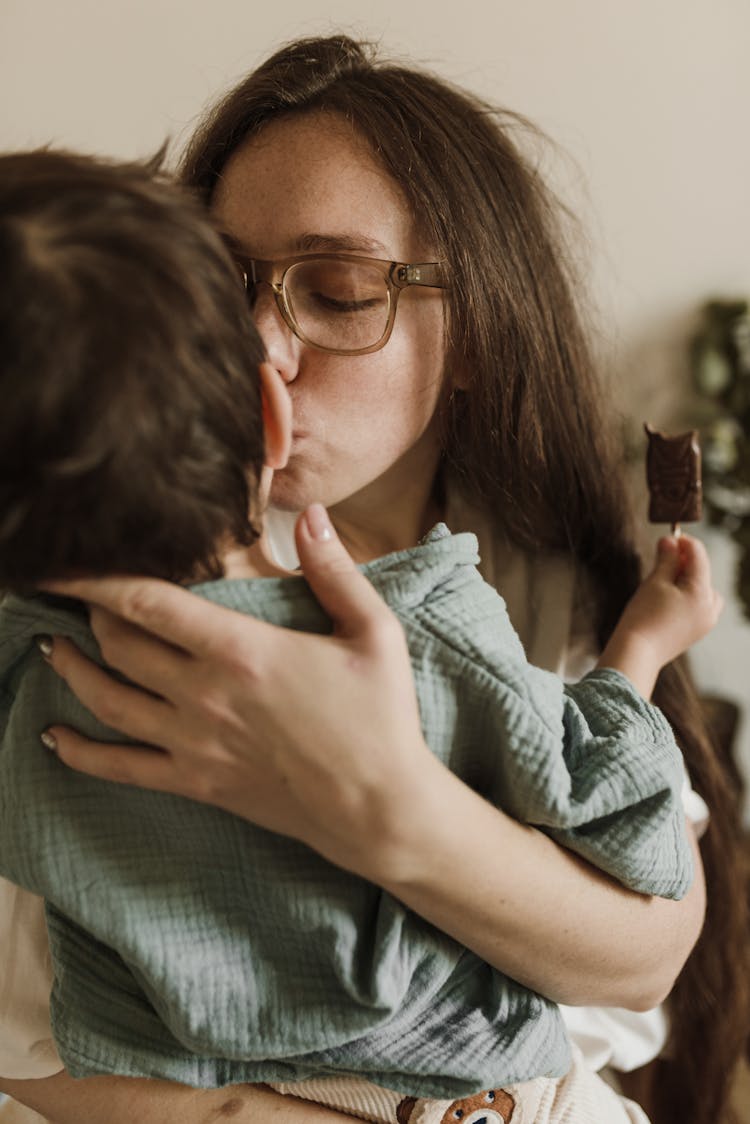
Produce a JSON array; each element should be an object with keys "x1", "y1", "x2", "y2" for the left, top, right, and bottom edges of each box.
[{"x1": 232, "y1": 251, "x2": 448, "y2": 356}]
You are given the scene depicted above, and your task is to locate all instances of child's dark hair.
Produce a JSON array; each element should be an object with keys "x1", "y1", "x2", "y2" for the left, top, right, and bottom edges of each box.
[{"x1": 0, "y1": 148, "x2": 266, "y2": 588}]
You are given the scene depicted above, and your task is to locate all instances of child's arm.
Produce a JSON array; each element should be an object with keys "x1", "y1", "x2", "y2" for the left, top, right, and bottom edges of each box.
[
  {"x1": 467, "y1": 533, "x2": 719, "y2": 903},
  {"x1": 597, "y1": 534, "x2": 722, "y2": 699}
]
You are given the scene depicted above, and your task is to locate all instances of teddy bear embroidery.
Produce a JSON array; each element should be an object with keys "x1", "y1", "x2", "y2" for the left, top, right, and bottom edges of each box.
[{"x1": 396, "y1": 1088, "x2": 515, "y2": 1124}]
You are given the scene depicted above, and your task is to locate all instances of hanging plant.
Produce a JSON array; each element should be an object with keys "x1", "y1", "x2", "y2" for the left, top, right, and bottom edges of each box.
[{"x1": 692, "y1": 297, "x2": 750, "y2": 616}]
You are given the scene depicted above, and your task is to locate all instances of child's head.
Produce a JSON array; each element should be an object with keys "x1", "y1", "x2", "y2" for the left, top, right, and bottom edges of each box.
[{"x1": 0, "y1": 147, "x2": 272, "y2": 589}]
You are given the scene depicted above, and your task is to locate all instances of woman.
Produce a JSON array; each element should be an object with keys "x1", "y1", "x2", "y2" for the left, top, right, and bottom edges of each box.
[{"x1": 1, "y1": 34, "x2": 747, "y2": 1124}]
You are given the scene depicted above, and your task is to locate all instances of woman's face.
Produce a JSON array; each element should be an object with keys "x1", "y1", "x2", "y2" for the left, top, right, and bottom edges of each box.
[{"x1": 212, "y1": 112, "x2": 448, "y2": 547}]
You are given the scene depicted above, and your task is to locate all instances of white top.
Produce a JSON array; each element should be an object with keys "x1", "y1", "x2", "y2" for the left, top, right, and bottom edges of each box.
[{"x1": 0, "y1": 500, "x2": 708, "y2": 1100}]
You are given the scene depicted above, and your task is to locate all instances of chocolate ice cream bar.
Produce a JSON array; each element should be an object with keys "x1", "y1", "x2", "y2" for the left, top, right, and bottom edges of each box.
[{"x1": 644, "y1": 423, "x2": 702, "y2": 528}]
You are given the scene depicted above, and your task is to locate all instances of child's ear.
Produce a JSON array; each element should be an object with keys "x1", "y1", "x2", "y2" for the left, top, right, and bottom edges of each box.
[{"x1": 259, "y1": 361, "x2": 292, "y2": 469}]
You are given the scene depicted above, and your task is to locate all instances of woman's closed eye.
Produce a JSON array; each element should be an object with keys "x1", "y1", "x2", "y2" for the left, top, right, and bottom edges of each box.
[{"x1": 308, "y1": 290, "x2": 385, "y2": 313}]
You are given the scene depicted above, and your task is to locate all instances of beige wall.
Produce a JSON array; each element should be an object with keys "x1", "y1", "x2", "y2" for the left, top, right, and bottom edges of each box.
[{"x1": 3, "y1": 0, "x2": 750, "y2": 816}]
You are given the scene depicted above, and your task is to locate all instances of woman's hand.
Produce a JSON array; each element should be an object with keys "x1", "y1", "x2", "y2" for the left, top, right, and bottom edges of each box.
[{"x1": 40, "y1": 504, "x2": 432, "y2": 883}]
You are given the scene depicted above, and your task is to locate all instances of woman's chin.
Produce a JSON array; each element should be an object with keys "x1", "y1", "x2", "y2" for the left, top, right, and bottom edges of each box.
[{"x1": 269, "y1": 473, "x2": 318, "y2": 513}]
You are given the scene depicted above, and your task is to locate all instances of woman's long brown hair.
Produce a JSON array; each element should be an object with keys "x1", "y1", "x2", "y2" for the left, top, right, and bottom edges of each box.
[{"x1": 179, "y1": 35, "x2": 750, "y2": 1123}]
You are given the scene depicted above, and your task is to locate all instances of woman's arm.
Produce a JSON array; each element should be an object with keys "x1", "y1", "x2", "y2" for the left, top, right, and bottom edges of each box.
[
  {"x1": 376, "y1": 782, "x2": 704, "y2": 1009},
  {"x1": 0, "y1": 1073, "x2": 351, "y2": 1124},
  {"x1": 40, "y1": 505, "x2": 705, "y2": 1010}
]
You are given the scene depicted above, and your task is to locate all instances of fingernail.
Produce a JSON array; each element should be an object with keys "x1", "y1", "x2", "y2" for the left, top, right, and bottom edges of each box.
[
  {"x1": 35, "y1": 634, "x2": 54, "y2": 659},
  {"x1": 305, "y1": 503, "x2": 332, "y2": 542},
  {"x1": 40, "y1": 730, "x2": 58, "y2": 754}
]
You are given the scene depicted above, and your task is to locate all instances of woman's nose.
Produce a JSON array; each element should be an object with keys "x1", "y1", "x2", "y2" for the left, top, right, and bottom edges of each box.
[{"x1": 252, "y1": 288, "x2": 300, "y2": 384}]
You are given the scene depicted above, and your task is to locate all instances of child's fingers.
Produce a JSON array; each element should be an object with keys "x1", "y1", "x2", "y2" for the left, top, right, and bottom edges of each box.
[
  {"x1": 675, "y1": 536, "x2": 724, "y2": 626},
  {"x1": 650, "y1": 535, "x2": 681, "y2": 581},
  {"x1": 674, "y1": 534, "x2": 713, "y2": 590}
]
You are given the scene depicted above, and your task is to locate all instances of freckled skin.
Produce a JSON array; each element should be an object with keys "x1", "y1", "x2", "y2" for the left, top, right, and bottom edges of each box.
[{"x1": 212, "y1": 111, "x2": 450, "y2": 560}]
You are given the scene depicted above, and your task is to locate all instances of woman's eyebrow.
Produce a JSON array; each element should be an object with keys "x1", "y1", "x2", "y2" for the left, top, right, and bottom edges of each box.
[
  {"x1": 217, "y1": 230, "x2": 391, "y2": 258},
  {"x1": 295, "y1": 232, "x2": 390, "y2": 255}
]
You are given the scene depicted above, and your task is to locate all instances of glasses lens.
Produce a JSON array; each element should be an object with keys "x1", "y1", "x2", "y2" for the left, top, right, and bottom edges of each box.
[{"x1": 284, "y1": 259, "x2": 390, "y2": 352}]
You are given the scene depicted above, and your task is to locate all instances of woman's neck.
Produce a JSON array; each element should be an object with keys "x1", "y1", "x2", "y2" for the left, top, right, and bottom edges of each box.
[{"x1": 329, "y1": 467, "x2": 445, "y2": 564}]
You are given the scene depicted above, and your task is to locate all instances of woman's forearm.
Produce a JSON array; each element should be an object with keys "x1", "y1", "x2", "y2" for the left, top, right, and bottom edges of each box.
[
  {"x1": 0, "y1": 1073, "x2": 353, "y2": 1124},
  {"x1": 371, "y1": 756, "x2": 705, "y2": 1010}
]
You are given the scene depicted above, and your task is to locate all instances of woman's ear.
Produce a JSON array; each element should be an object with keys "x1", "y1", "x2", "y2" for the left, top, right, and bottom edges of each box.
[{"x1": 259, "y1": 361, "x2": 292, "y2": 469}]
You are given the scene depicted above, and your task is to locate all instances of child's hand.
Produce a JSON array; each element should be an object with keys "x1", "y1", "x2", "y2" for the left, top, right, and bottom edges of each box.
[
  {"x1": 597, "y1": 534, "x2": 723, "y2": 697},
  {"x1": 624, "y1": 534, "x2": 722, "y2": 657}
]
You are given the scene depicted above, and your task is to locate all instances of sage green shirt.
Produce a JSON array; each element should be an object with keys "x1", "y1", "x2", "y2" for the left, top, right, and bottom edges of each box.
[{"x1": 0, "y1": 527, "x2": 691, "y2": 1094}]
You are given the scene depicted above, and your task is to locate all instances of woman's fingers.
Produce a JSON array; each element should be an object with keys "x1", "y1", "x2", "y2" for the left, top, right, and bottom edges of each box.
[
  {"x1": 85, "y1": 606, "x2": 193, "y2": 696},
  {"x1": 32, "y1": 509, "x2": 430, "y2": 867},
  {"x1": 43, "y1": 503, "x2": 388, "y2": 693},
  {"x1": 295, "y1": 505, "x2": 399, "y2": 638},
  {"x1": 42, "y1": 635, "x2": 177, "y2": 747},
  {"x1": 42, "y1": 573, "x2": 263, "y2": 660},
  {"x1": 44, "y1": 726, "x2": 177, "y2": 792}
]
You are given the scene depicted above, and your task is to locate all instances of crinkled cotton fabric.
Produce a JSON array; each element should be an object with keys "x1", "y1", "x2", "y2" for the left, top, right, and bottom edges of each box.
[{"x1": 0, "y1": 527, "x2": 692, "y2": 1093}]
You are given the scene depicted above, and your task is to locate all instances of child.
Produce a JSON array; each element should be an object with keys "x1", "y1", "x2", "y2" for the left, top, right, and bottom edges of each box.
[{"x1": 0, "y1": 149, "x2": 718, "y2": 1124}]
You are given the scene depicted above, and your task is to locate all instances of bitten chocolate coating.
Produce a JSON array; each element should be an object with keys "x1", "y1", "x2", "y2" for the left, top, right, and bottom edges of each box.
[{"x1": 644, "y1": 424, "x2": 702, "y2": 523}]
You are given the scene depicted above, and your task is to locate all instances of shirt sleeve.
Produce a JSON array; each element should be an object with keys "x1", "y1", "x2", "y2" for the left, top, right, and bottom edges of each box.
[{"x1": 476, "y1": 655, "x2": 694, "y2": 900}]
